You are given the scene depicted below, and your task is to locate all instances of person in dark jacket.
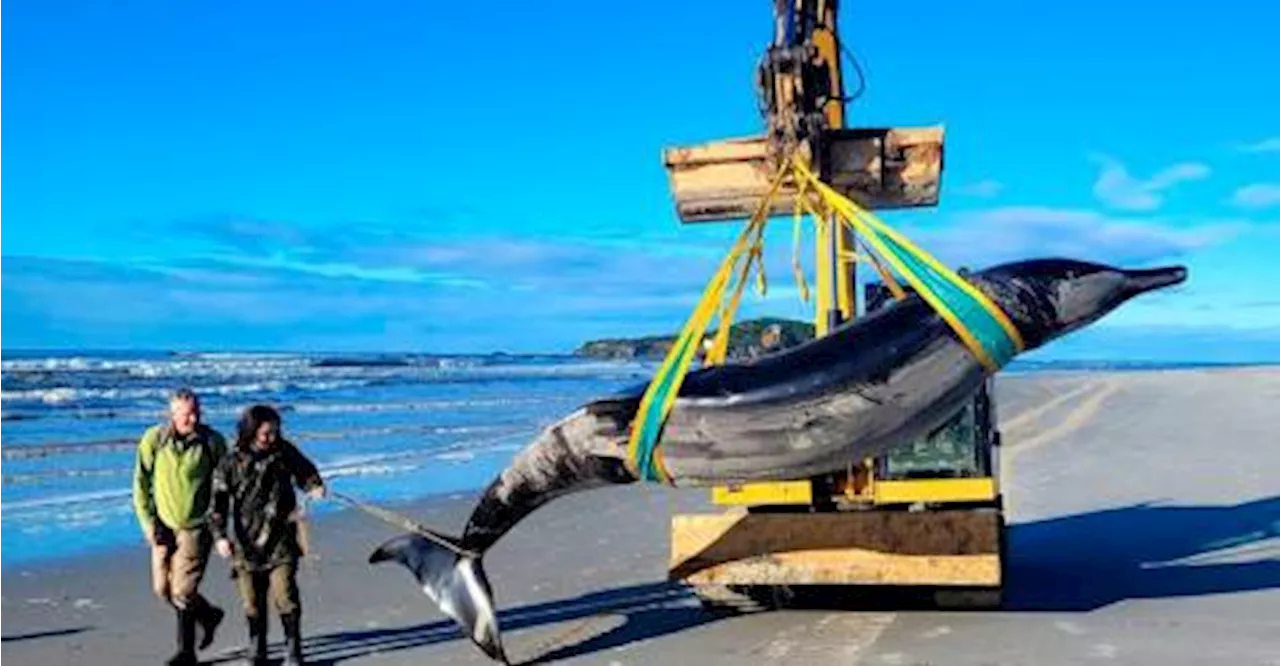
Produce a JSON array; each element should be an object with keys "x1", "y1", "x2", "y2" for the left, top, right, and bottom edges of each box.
[{"x1": 211, "y1": 404, "x2": 325, "y2": 666}]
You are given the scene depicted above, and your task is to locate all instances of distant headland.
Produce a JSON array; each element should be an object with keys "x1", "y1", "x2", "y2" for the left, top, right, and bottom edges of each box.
[{"x1": 574, "y1": 317, "x2": 815, "y2": 361}]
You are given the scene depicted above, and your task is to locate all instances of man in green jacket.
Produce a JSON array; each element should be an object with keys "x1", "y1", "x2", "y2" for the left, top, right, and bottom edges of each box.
[{"x1": 133, "y1": 387, "x2": 229, "y2": 665}]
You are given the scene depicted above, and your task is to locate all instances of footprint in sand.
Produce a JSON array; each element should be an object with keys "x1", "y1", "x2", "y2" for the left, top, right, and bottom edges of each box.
[
  {"x1": 1055, "y1": 620, "x2": 1086, "y2": 635},
  {"x1": 921, "y1": 625, "x2": 952, "y2": 639}
]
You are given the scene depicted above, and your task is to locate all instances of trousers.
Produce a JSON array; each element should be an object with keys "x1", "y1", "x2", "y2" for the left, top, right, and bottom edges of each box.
[
  {"x1": 150, "y1": 524, "x2": 212, "y2": 609},
  {"x1": 234, "y1": 559, "x2": 301, "y2": 618}
]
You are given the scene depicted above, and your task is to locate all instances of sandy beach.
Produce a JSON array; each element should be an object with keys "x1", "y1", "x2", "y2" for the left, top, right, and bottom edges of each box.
[{"x1": 4, "y1": 367, "x2": 1279, "y2": 666}]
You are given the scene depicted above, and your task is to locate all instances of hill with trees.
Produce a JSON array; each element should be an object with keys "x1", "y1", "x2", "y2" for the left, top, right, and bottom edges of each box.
[{"x1": 575, "y1": 317, "x2": 815, "y2": 361}]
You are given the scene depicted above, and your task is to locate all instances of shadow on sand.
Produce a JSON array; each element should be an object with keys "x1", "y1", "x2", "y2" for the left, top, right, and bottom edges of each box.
[
  {"x1": 248, "y1": 496, "x2": 1278, "y2": 664},
  {"x1": 0, "y1": 627, "x2": 93, "y2": 643},
  {"x1": 1004, "y1": 495, "x2": 1280, "y2": 611},
  {"x1": 208, "y1": 582, "x2": 726, "y2": 665}
]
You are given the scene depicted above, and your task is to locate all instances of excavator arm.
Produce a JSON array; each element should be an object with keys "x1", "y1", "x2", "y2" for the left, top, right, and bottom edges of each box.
[
  {"x1": 663, "y1": 0, "x2": 943, "y2": 335},
  {"x1": 663, "y1": 0, "x2": 944, "y2": 228},
  {"x1": 756, "y1": 0, "x2": 847, "y2": 161}
]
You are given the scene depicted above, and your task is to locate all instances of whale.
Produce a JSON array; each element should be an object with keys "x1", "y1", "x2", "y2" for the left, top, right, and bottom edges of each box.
[{"x1": 367, "y1": 257, "x2": 1188, "y2": 663}]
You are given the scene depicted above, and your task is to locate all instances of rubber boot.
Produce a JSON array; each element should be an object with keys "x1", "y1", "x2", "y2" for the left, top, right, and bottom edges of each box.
[
  {"x1": 243, "y1": 615, "x2": 268, "y2": 666},
  {"x1": 166, "y1": 608, "x2": 198, "y2": 666},
  {"x1": 281, "y1": 611, "x2": 305, "y2": 666},
  {"x1": 192, "y1": 595, "x2": 225, "y2": 651}
]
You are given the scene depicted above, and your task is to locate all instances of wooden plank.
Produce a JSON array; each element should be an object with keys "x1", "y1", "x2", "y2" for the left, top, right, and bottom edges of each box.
[
  {"x1": 669, "y1": 509, "x2": 1001, "y2": 587},
  {"x1": 663, "y1": 135, "x2": 771, "y2": 165},
  {"x1": 662, "y1": 126, "x2": 944, "y2": 223}
]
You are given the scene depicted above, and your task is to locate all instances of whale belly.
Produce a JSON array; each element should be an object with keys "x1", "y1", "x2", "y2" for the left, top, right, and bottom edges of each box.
[{"x1": 658, "y1": 336, "x2": 985, "y2": 486}]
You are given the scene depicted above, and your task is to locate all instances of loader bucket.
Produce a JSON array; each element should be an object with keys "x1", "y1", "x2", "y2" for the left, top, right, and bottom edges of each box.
[{"x1": 662, "y1": 126, "x2": 945, "y2": 224}]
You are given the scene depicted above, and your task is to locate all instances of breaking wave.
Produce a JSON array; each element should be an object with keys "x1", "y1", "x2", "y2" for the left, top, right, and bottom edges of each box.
[{"x1": 0, "y1": 349, "x2": 647, "y2": 566}]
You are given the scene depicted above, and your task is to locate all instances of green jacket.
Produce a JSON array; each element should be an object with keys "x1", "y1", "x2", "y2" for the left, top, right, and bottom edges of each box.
[{"x1": 132, "y1": 423, "x2": 229, "y2": 535}]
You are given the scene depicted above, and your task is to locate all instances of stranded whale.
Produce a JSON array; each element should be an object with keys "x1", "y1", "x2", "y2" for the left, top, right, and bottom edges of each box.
[{"x1": 369, "y1": 257, "x2": 1188, "y2": 663}]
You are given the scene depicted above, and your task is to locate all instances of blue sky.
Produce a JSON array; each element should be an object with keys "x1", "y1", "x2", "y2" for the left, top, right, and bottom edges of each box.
[{"x1": 4, "y1": 0, "x2": 1279, "y2": 361}]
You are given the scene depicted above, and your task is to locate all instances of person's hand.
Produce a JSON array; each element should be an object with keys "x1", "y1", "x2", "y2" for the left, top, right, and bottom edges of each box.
[
  {"x1": 148, "y1": 521, "x2": 171, "y2": 548},
  {"x1": 215, "y1": 538, "x2": 234, "y2": 559}
]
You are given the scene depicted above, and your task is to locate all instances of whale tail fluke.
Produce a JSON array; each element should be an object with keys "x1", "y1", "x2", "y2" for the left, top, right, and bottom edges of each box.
[{"x1": 369, "y1": 533, "x2": 507, "y2": 664}]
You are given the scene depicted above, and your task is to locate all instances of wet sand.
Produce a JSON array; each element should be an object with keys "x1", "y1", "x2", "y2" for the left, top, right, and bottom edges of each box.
[{"x1": 4, "y1": 367, "x2": 1279, "y2": 665}]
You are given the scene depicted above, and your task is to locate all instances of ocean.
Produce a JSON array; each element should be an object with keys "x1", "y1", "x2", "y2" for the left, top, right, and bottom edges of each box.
[
  {"x1": 0, "y1": 349, "x2": 1259, "y2": 568},
  {"x1": 0, "y1": 350, "x2": 658, "y2": 567}
]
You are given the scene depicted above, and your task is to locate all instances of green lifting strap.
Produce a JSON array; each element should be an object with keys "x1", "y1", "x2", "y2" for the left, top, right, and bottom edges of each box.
[
  {"x1": 876, "y1": 231, "x2": 1022, "y2": 369},
  {"x1": 792, "y1": 159, "x2": 1026, "y2": 373}
]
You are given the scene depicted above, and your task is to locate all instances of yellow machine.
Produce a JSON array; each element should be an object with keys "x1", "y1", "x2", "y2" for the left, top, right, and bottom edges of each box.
[{"x1": 660, "y1": 0, "x2": 1005, "y2": 608}]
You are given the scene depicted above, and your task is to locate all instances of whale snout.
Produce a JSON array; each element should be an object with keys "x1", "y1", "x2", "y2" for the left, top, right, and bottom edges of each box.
[{"x1": 1123, "y1": 265, "x2": 1188, "y2": 295}]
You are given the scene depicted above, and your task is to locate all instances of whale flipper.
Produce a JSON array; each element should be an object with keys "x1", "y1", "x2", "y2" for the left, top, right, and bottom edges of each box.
[{"x1": 369, "y1": 533, "x2": 507, "y2": 664}]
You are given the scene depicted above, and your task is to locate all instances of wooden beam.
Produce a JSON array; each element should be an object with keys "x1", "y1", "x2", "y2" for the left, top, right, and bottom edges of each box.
[
  {"x1": 662, "y1": 126, "x2": 944, "y2": 223},
  {"x1": 669, "y1": 508, "x2": 1001, "y2": 587}
]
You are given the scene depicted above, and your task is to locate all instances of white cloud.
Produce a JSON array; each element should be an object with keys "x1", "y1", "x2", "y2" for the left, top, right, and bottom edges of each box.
[
  {"x1": 899, "y1": 206, "x2": 1242, "y2": 270},
  {"x1": 1237, "y1": 137, "x2": 1280, "y2": 153},
  {"x1": 38, "y1": 191, "x2": 1256, "y2": 353},
  {"x1": 954, "y1": 180, "x2": 1004, "y2": 198},
  {"x1": 0, "y1": 254, "x2": 724, "y2": 353},
  {"x1": 1089, "y1": 154, "x2": 1211, "y2": 211},
  {"x1": 1230, "y1": 183, "x2": 1280, "y2": 210}
]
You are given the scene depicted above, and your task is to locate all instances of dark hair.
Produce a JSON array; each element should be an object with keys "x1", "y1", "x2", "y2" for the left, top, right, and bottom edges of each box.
[{"x1": 236, "y1": 404, "x2": 282, "y2": 451}]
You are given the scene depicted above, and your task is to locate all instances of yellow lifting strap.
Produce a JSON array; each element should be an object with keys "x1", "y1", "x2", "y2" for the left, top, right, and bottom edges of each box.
[
  {"x1": 792, "y1": 185, "x2": 907, "y2": 303},
  {"x1": 852, "y1": 247, "x2": 908, "y2": 301},
  {"x1": 705, "y1": 224, "x2": 766, "y2": 366},
  {"x1": 791, "y1": 180, "x2": 812, "y2": 303},
  {"x1": 625, "y1": 155, "x2": 794, "y2": 483}
]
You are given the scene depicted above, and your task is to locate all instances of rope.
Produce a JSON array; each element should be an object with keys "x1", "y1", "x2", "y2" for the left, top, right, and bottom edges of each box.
[{"x1": 329, "y1": 490, "x2": 478, "y2": 558}]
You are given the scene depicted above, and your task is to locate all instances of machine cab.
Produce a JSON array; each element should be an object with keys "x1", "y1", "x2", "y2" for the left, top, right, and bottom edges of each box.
[{"x1": 859, "y1": 280, "x2": 1002, "y2": 508}]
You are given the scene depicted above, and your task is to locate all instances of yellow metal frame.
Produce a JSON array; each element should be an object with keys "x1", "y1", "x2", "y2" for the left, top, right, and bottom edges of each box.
[
  {"x1": 874, "y1": 478, "x2": 998, "y2": 505},
  {"x1": 711, "y1": 471, "x2": 998, "y2": 507},
  {"x1": 712, "y1": 480, "x2": 814, "y2": 506},
  {"x1": 813, "y1": 0, "x2": 856, "y2": 338}
]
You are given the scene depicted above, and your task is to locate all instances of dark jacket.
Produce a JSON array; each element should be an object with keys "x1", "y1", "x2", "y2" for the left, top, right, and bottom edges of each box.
[{"x1": 210, "y1": 439, "x2": 324, "y2": 570}]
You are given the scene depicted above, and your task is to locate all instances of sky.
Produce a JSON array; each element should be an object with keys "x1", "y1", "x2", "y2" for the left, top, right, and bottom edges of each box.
[{"x1": 4, "y1": 0, "x2": 1279, "y2": 361}]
